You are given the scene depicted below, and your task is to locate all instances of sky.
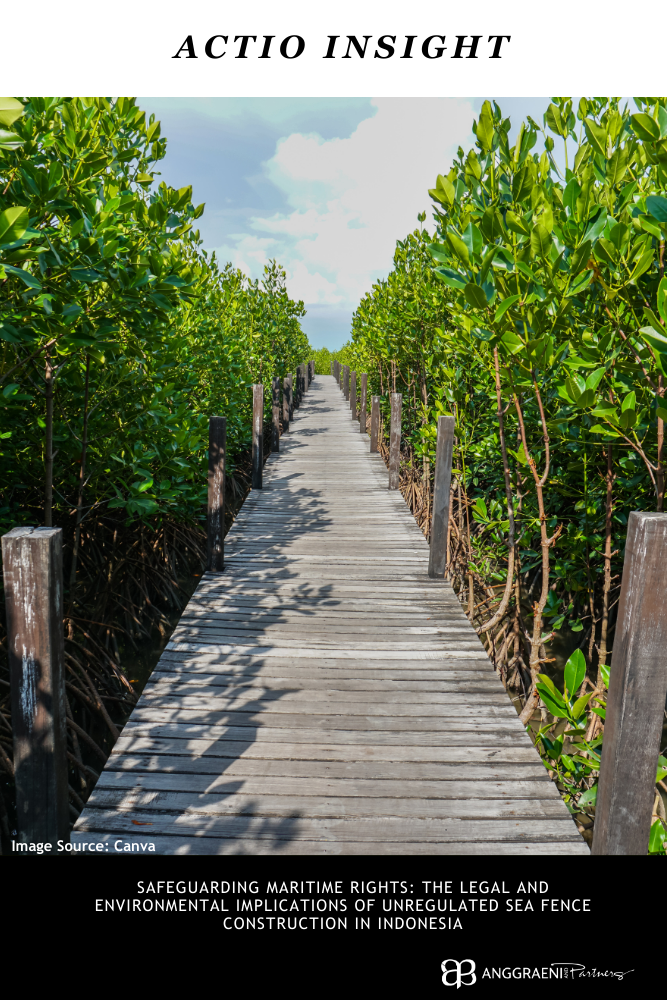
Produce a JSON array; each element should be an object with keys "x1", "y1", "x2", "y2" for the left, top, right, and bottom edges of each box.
[{"x1": 138, "y1": 96, "x2": 558, "y2": 349}]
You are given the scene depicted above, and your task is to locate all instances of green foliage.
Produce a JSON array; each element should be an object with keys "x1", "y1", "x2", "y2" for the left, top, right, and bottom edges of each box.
[
  {"x1": 0, "y1": 97, "x2": 310, "y2": 530},
  {"x1": 341, "y1": 100, "x2": 667, "y2": 850}
]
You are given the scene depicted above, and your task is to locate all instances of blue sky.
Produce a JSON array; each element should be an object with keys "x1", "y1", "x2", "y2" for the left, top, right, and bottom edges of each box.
[{"x1": 138, "y1": 97, "x2": 558, "y2": 349}]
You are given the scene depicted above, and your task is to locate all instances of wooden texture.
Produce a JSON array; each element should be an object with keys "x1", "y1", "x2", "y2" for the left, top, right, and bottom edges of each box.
[
  {"x1": 252, "y1": 384, "x2": 263, "y2": 489},
  {"x1": 429, "y1": 415, "x2": 455, "y2": 578},
  {"x1": 350, "y1": 371, "x2": 357, "y2": 420},
  {"x1": 207, "y1": 416, "x2": 226, "y2": 572},
  {"x1": 370, "y1": 395, "x2": 380, "y2": 453},
  {"x1": 282, "y1": 376, "x2": 290, "y2": 432},
  {"x1": 343, "y1": 365, "x2": 350, "y2": 400},
  {"x1": 359, "y1": 373, "x2": 367, "y2": 435},
  {"x1": 389, "y1": 392, "x2": 402, "y2": 489},
  {"x1": 592, "y1": 511, "x2": 667, "y2": 855},
  {"x1": 2, "y1": 526, "x2": 69, "y2": 847},
  {"x1": 271, "y1": 377, "x2": 280, "y2": 452},
  {"x1": 73, "y1": 376, "x2": 586, "y2": 856}
]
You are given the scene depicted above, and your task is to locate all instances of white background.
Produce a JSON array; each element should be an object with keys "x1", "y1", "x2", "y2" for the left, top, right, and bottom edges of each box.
[{"x1": 2, "y1": 0, "x2": 664, "y2": 96}]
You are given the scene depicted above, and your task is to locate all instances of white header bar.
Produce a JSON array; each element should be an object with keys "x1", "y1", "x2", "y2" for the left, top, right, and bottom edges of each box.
[{"x1": 2, "y1": 0, "x2": 664, "y2": 96}]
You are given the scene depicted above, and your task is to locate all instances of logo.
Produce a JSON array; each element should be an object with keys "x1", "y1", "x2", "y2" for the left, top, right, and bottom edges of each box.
[{"x1": 441, "y1": 960, "x2": 476, "y2": 988}]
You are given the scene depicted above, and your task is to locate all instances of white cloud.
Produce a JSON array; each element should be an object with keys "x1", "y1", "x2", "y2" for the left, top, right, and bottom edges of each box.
[{"x1": 219, "y1": 98, "x2": 475, "y2": 312}]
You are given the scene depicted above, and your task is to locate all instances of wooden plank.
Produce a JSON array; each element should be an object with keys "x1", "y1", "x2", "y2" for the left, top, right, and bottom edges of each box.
[
  {"x1": 69, "y1": 832, "x2": 589, "y2": 855},
  {"x1": 592, "y1": 510, "x2": 667, "y2": 855},
  {"x1": 2, "y1": 526, "x2": 70, "y2": 847},
  {"x1": 271, "y1": 376, "x2": 280, "y2": 451},
  {"x1": 74, "y1": 810, "x2": 583, "y2": 844},
  {"x1": 95, "y1": 770, "x2": 560, "y2": 800},
  {"x1": 73, "y1": 376, "x2": 584, "y2": 856},
  {"x1": 252, "y1": 383, "x2": 263, "y2": 489},
  {"x1": 206, "y1": 416, "x2": 226, "y2": 572}
]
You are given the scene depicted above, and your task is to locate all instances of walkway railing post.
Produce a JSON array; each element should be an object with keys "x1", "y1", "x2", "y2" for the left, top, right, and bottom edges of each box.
[
  {"x1": 207, "y1": 416, "x2": 226, "y2": 572},
  {"x1": 350, "y1": 371, "x2": 357, "y2": 420},
  {"x1": 591, "y1": 511, "x2": 667, "y2": 855},
  {"x1": 2, "y1": 526, "x2": 69, "y2": 848},
  {"x1": 272, "y1": 376, "x2": 280, "y2": 452},
  {"x1": 287, "y1": 374, "x2": 294, "y2": 421},
  {"x1": 428, "y1": 415, "x2": 455, "y2": 577},
  {"x1": 388, "y1": 393, "x2": 402, "y2": 489},
  {"x1": 283, "y1": 375, "x2": 291, "y2": 432},
  {"x1": 252, "y1": 383, "x2": 263, "y2": 489},
  {"x1": 344, "y1": 365, "x2": 350, "y2": 400},
  {"x1": 359, "y1": 373, "x2": 368, "y2": 434},
  {"x1": 370, "y1": 395, "x2": 380, "y2": 452}
]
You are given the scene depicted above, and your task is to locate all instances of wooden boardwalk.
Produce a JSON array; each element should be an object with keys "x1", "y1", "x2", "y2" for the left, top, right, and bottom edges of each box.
[{"x1": 73, "y1": 376, "x2": 588, "y2": 854}]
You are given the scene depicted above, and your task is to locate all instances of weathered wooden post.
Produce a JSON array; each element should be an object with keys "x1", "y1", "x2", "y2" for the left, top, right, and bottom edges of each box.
[
  {"x1": 287, "y1": 374, "x2": 294, "y2": 421},
  {"x1": 330, "y1": 361, "x2": 333, "y2": 375},
  {"x1": 207, "y1": 416, "x2": 226, "y2": 572},
  {"x1": 370, "y1": 396, "x2": 380, "y2": 452},
  {"x1": 388, "y1": 393, "x2": 402, "y2": 489},
  {"x1": 359, "y1": 374, "x2": 368, "y2": 434},
  {"x1": 428, "y1": 415, "x2": 455, "y2": 577},
  {"x1": 252, "y1": 383, "x2": 263, "y2": 489},
  {"x1": 272, "y1": 376, "x2": 280, "y2": 452},
  {"x1": 283, "y1": 376, "x2": 291, "y2": 432},
  {"x1": 591, "y1": 511, "x2": 667, "y2": 855},
  {"x1": 350, "y1": 371, "x2": 357, "y2": 420},
  {"x1": 343, "y1": 365, "x2": 350, "y2": 400},
  {"x1": 2, "y1": 526, "x2": 69, "y2": 848}
]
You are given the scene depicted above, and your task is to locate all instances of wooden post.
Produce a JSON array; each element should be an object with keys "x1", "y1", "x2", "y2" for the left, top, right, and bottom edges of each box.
[
  {"x1": 370, "y1": 395, "x2": 380, "y2": 452},
  {"x1": 207, "y1": 416, "x2": 226, "y2": 572},
  {"x1": 288, "y1": 374, "x2": 294, "y2": 421},
  {"x1": 252, "y1": 383, "x2": 263, "y2": 489},
  {"x1": 344, "y1": 365, "x2": 350, "y2": 400},
  {"x1": 388, "y1": 393, "x2": 402, "y2": 489},
  {"x1": 2, "y1": 526, "x2": 69, "y2": 848},
  {"x1": 272, "y1": 376, "x2": 280, "y2": 452},
  {"x1": 282, "y1": 376, "x2": 290, "y2": 432},
  {"x1": 591, "y1": 511, "x2": 667, "y2": 855},
  {"x1": 428, "y1": 415, "x2": 455, "y2": 577},
  {"x1": 330, "y1": 361, "x2": 333, "y2": 375},
  {"x1": 359, "y1": 374, "x2": 368, "y2": 434},
  {"x1": 350, "y1": 371, "x2": 357, "y2": 420}
]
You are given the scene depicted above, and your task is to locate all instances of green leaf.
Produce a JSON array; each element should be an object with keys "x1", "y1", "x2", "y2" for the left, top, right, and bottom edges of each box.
[
  {"x1": 0, "y1": 206, "x2": 29, "y2": 245},
  {"x1": 494, "y1": 294, "x2": 520, "y2": 323},
  {"x1": 1, "y1": 263, "x2": 41, "y2": 289},
  {"x1": 530, "y1": 222, "x2": 552, "y2": 258},
  {"x1": 577, "y1": 785, "x2": 598, "y2": 808},
  {"x1": 583, "y1": 117, "x2": 607, "y2": 157},
  {"x1": 570, "y1": 240, "x2": 592, "y2": 275},
  {"x1": 657, "y1": 756, "x2": 667, "y2": 783},
  {"x1": 0, "y1": 97, "x2": 25, "y2": 128},
  {"x1": 648, "y1": 819, "x2": 666, "y2": 855},
  {"x1": 464, "y1": 283, "x2": 488, "y2": 310},
  {"x1": 657, "y1": 277, "x2": 667, "y2": 325},
  {"x1": 0, "y1": 128, "x2": 25, "y2": 150},
  {"x1": 631, "y1": 112, "x2": 661, "y2": 143},
  {"x1": 434, "y1": 267, "x2": 466, "y2": 291},
  {"x1": 646, "y1": 195, "x2": 667, "y2": 224},
  {"x1": 505, "y1": 210, "x2": 530, "y2": 237},
  {"x1": 446, "y1": 231, "x2": 470, "y2": 266},
  {"x1": 475, "y1": 101, "x2": 495, "y2": 151},
  {"x1": 572, "y1": 692, "x2": 593, "y2": 719},
  {"x1": 564, "y1": 648, "x2": 586, "y2": 698},
  {"x1": 566, "y1": 270, "x2": 594, "y2": 297}
]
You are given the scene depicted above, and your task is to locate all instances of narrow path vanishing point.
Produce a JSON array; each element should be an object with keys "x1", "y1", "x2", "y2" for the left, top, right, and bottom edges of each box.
[{"x1": 73, "y1": 375, "x2": 588, "y2": 855}]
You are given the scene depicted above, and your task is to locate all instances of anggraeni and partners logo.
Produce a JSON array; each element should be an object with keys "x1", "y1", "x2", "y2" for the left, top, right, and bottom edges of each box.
[{"x1": 441, "y1": 960, "x2": 634, "y2": 986}]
